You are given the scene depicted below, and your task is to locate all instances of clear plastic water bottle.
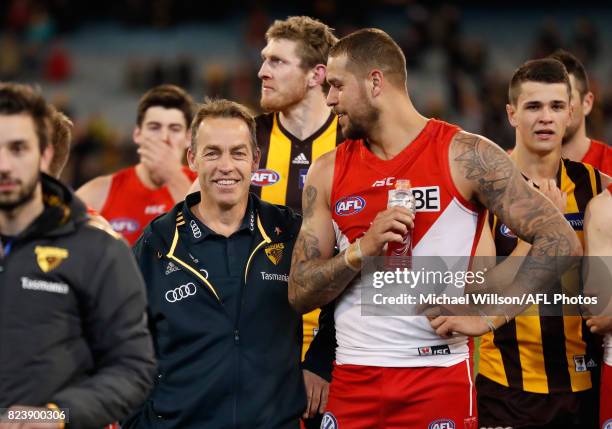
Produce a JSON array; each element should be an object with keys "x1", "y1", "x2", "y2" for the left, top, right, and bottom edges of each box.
[{"x1": 385, "y1": 179, "x2": 416, "y2": 268}]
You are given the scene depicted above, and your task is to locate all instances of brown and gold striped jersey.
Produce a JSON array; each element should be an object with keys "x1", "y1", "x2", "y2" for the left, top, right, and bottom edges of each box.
[
  {"x1": 251, "y1": 111, "x2": 342, "y2": 359},
  {"x1": 251, "y1": 111, "x2": 342, "y2": 212},
  {"x1": 479, "y1": 158, "x2": 602, "y2": 394}
]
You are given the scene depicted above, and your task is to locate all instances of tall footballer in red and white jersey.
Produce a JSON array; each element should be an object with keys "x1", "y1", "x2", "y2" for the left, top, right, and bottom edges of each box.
[{"x1": 330, "y1": 119, "x2": 484, "y2": 368}]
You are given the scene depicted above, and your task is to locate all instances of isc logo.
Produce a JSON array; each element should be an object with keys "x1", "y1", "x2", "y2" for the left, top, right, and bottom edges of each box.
[
  {"x1": 110, "y1": 218, "x2": 139, "y2": 233},
  {"x1": 251, "y1": 169, "x2": 280, "y2": 187},
  {"x1": 428, "y1": 419, "x2": 455, "y2": 429},
  {"x1": 335, "y1": 196, "x2": 366, "y2": 216}
]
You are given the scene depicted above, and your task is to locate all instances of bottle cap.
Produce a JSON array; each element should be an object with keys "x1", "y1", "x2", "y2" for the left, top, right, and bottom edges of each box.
[{"x1": 395, "y1": 179, "x2": 411, "y2": 190}]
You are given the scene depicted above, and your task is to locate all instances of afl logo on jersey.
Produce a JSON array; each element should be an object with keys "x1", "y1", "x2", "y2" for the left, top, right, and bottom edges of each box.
[
  {"x1": 335, "y1": 195, "x2": 366, "y2": 216},
  {"x1": 321, "y1": 412, "x2": 338, "y2": 429},
  {"x1": 251, "y1": 169, "x2": 280, "y2": 187},
  {"x1": 110, "y1": 218, "x2": 139, "y2": 233},
  {"x1": 602, "y1": 418, "x2": 612, "y2": 429},
  {"x1": 428, "y1": 419, "x2": 455, "y2": 429},
  {"x1": 499, "y1": 224, "x2": 517, "y2": 238}
]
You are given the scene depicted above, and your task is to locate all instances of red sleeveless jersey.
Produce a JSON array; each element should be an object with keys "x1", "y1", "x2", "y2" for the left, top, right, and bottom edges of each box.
[
  {"x1": 330, "y1": 119, "x2": 486, "y2": 367},
  {"x1": 583, "y1": 139, "x2": 612, "y2": 176},
  {"x1": 100, "y1": 166, "x2": 197, "y2": 245}
]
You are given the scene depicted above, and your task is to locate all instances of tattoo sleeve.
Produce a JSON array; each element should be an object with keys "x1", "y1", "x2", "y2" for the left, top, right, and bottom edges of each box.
[
  {"x1": 453, "y1": 133, "x2": 582, "y2": 316},
  {"x1": 288, "y1": 185, "x2": 358, "y2": 314}
]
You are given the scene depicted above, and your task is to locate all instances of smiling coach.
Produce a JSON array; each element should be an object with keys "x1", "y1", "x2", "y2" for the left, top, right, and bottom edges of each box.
[{"x1": 124, "y1": 99, "x2": 306, "y2": 428}]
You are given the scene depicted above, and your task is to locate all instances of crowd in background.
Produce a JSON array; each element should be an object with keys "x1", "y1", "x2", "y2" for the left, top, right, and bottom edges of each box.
[{"x1": 1, "y1": 0, "x2": 611, "y2": 189}]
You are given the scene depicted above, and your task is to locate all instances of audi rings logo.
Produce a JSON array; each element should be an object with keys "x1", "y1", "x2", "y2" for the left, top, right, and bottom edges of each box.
[{"x1": 165, "y1": 282, "x2": 197, "y2": 303}]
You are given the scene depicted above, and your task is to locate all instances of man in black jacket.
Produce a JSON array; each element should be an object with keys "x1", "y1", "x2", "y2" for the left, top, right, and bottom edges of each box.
[
  {"x1": 125, "y1": 99, "x2": 305, "y2": 428},
  {"x1": 0, "y1": 83, "x2": 156, "y2": 429}
]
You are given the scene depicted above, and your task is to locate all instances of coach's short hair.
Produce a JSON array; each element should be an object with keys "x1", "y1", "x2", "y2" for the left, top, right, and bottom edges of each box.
[
  {"x1": 329, "y1": 28, "x2": 407, "y2": 90},
  {"x1": 190, "y1": 98, "x2": 257, "y2": 156},
  {"x1": 548, "y1": 49, "x2": 590, "y2": 98},
  {"x1": 136, "y1": 84, "x2": 194, "y2": 128},
  {"x1": 48, "y1": 106, "x2": 73, "y2": 178},
  {"x1": 0, "y1": 82, "x2": 52, "y2": 152},
  {"x1": 508, "y1": 58, "x2": 571, "y2": 106}
]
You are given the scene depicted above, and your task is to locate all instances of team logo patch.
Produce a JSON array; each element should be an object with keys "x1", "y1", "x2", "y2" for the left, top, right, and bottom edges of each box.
[
  {"x1": 574, "y1": 355, "x2": 587, "y2": 372},
  {"x1": 165, "y1": 282, "x2": 197, "y2": 303},
  {"x1": 428, "y1": 419, "x2": 455, "y2": 429},
  {"x1": 35, "y1": 246, "x2": 69, "y2": 272},
  {"x1": 565, "y1": 212, "x2": 584, "y2": 231},
  {"x1": 265, "y1": 243, "x2": 284, "y2": 265},
  {"x1": 603, "y1": 418, "x2": 612, "y2": 429},
  {"x1": 251, "y1": 169, "x2": 280, "y2": 187},
  {"x1": 110, "y1": 218, "x2": 139, "y2": 233},
  {"x1": 321, "y1": 412, "x2": 338, "y2": 429},
  {"x1": 499, "y1": 224, "x2": 517, "y2": 238},
  {"x1": 334, "y1": 196, "x2": 366, "y2": 216}
]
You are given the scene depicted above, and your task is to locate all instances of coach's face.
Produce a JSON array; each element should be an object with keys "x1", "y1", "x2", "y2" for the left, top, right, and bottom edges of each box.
[
  {"x1": 326, "y1": 54, "x2": 379, "y2": 140},
  {"x1": 188, "y1": 117, "x2": 259, "y2": 210},
  {"x1": 258, "y1": 38, "x2": 309, "y2": 112}
]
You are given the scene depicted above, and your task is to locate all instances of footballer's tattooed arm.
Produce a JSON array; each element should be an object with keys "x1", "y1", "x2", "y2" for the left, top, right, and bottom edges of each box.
[
  {"x1": 451, "y1": 132, "x2": 582, "y2": 311},
  {"x1": 288, "y1": 153, "x2": 358, "y2": 314}
]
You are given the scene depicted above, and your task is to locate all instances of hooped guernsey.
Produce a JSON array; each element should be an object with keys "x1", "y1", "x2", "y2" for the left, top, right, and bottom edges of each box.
[
  {"x1": 126, "y1": 192, "x2": 306, "y2": 429},
  {"x1": 330, "y1": 119, "x2": 485, "y2": 367}
]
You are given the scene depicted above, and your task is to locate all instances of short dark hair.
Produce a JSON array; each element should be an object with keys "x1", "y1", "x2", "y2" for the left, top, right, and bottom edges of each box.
[
  {"x1": 190, "y1": 98, "x2": 257, "y2": 155},
  {"x1": 0, "y1": 82, "x2": 52, "y2": 152},
  {"x1": 48, "y1": 106, "x2": 73, "y2": 178},
  {"x1": 136, "y1": 84, "x2": 194, "y2": 128},
  {"x1": 548, "y1": 49, "x2": 590, "y2": 98},
  {"x1": 329, "y1": 28, "x2": 407, "y2": 90},
  {"x1": 508, "y1": 58, "x2": 571, "y2": 106}
]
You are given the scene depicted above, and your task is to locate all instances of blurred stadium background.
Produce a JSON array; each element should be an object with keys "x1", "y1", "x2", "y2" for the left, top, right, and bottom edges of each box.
[{"x1": 2, "y1": 0, "x2": 611, "y2": 188}]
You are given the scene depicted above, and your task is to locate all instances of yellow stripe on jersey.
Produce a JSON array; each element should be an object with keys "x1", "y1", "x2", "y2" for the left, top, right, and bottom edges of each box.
[
  {"x1": 312, "y1": 116, "x2": 339, "y2": 161},
  {"x1": 478, "y1": 331, "x2": 509, "y2": 387},
  {"x1": 260, "y1": 114, "x2": 292, "y2": 205},
  {"x1": 302, "y1": 308, "x2": 321, "y2": 361},
  {"x1": 516, "y1": 314, "x2": 547, "y2": 393}
]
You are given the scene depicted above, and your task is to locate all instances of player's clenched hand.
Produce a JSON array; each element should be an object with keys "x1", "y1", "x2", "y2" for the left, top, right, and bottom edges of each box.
[
  {"x1": 531, "y1": 179, "x2": 566, "y2": 213},
  {"x1": 302, "y1": 369, "x2": 329, "y2": 419},
  {"x1": 137, "y1": 136, "x2": 183, "y2": 184},
  {"x1": 359, "y1": 207, "x2": 415, "y2": 257},
  {"x1": 429, "y1": 315, "x2": 491, "y2": 338}
]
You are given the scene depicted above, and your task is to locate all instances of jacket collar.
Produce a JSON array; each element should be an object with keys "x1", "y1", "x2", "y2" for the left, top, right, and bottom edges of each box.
[{"x1": 8, "y1": 174, "x2": 87, "y2": 243}]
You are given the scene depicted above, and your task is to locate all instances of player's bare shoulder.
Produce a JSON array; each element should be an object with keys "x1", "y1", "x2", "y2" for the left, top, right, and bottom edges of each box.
[
  {"x1": 586, "y1": 188, "x2": 612, "y2": 232},
  {"x1": 76, "y1": 174, "x2": 113, "y2": 212},
  {"x1": 448, "y1": 130, "x2": 515, "y2": 207}
]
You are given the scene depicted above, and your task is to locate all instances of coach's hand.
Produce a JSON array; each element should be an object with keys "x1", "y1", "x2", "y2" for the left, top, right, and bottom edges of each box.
[
  {"x1": 302, "y1": 369, "x2": 329, "y2": 418},
  {"x1": 359, "y1": 207, "x2": 415, "y2": 257}
]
